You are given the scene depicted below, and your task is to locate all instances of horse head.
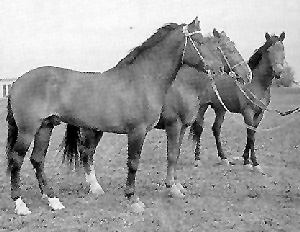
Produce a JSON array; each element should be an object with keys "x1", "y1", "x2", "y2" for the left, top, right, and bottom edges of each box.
[
  {"x1": 213, "y1": 28, "x2": 252, "y2": 83},
  {"x1": 182, "y1": 18, "x2": 223, "y2": 74},
  {"x1": 265, "y1": 32, "x2": 286, "y2": 79}
]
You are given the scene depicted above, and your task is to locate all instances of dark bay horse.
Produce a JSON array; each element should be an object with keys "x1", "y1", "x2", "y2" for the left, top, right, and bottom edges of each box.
[
  {"x1": 6, "y1": 17, "x2": 222, "y2": 215},
  {"x1": 191, "y1": 32, "x2": 286, "y2": 172},
  {"x1": 61, "y1": 29, "x2": 252, "y2": 199}
]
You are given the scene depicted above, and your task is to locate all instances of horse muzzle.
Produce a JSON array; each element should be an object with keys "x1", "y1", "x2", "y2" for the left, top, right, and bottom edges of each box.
[{"x1": 272, "y1": 63, "x2": 284, "y2": 79}]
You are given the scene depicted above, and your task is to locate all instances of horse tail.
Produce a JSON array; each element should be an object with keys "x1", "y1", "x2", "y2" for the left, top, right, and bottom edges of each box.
[
  {"x1": 60, "y1": 124, "x2": 82, "y2": 169},
  {"x1": 6, "y1": 94, "x2": 18, "y2": 175}
]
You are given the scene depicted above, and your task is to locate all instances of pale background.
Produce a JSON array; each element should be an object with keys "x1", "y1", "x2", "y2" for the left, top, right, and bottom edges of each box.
[{"x1": 0, "y1": 0, "x2": 299, "y2": 80}]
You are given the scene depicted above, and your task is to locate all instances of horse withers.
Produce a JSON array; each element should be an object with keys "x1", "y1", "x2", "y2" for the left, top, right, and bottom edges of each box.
[
  {"x1": 6, "y1": 17, "x2": 219, "y2": 215},
  {"x1": 191, "y1": 32, "x2": 286, "y2": 173}
]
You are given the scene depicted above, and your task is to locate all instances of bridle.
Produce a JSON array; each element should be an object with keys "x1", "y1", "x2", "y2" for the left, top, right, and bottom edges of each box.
[
  {"x1": 181, "y1": 25, "x2": 212, "y2": 74},
  {"x1": 217, "y1": 41, "x2": 252, "y2": 81}
]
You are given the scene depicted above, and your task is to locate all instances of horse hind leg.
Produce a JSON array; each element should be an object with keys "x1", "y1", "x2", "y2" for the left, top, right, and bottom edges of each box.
[
  {"x1": 30, "y1": 119, "x2": 65, "y2": 211},
  {"x1": 79, "y1": 128, "x2": 105, "y2": 195},
  {"x1": 7, "y1": 127, "x2": 36, "y2": 215}
]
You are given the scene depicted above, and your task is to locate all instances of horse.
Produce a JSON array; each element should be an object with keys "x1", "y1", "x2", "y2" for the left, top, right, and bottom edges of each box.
[
  {"x1": 6, "y1": 17, "x2": 222, "y2": 215},
  {"x1": 60, "y1": 28, "x2": 252, "y2": 199},
  {"x1": 190, "y1": 32, "x2": 286, "y2": 173}
]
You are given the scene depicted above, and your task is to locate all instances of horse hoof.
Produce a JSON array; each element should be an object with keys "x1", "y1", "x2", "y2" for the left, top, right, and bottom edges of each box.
[
  {"x1": 48, "y1": 197, "x2": 65, "y2": 210},
  {"x1": 90, "y1": 186, "x2": 105, "y2": 195},
  {"x1": 244, "y1": 164, "x2": 253, "y2": 170},
  {"x1": 232, "y1": 156, "x2": 243, "y2": 161},
  {"x1": 15, "y1": 198, "x2": 31, "y2": 216},
  {"x1": 175, "y1": 182, "x2": 186, "y2": 193},
  {"x1": 253, "y1": 165, "x2": 265, "y2": 175},
  {"x1": 131, "y1": 198, "x2": 145, "y2": 213},
  {"x1": 194, "y1": 160, "x2": 202, "y2": 167},
  {"x1": 15, "y1": 207, "x2": 31, "y2": 216},
  {"x1": 169, "y1": 184, "x2": 185, "y2": 198},
  {"x1": 220, "y1": 159, "x2": 230, "y2": 165}
]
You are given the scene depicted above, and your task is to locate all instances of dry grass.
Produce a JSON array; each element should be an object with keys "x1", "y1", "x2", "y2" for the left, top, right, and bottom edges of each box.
[{"x1": 0, "y1": 87, "x2": 300, "y2": 231}]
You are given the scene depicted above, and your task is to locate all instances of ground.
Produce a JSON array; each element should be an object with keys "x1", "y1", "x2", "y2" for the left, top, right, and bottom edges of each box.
[{"x1": 0, "y1": 87, "x2": 300, "y2": 231}]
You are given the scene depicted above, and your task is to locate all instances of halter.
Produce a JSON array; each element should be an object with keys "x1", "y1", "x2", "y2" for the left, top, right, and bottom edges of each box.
[
  {"x1": 217, "y1": 42, "x2": 253, "y2": 82},
  {"x1": 181, "y1": 25, "x2": 210, "y2": 72}
]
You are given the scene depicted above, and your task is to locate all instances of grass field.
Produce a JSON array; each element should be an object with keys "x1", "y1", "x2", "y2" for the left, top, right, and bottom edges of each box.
[{"x1": 0, "y1": 87, "x2": 300, "y2": 231}]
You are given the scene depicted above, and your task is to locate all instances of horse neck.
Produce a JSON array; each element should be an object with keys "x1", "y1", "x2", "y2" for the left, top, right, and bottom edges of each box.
[
  {"x1": 250, "y1": 55, "x2": 274, "y2": 91},
  {"x1": 133, "y1": 32, "x2": 184, "y2": 89}
]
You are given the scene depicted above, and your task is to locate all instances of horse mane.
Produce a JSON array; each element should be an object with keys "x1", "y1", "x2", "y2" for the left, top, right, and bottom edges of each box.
[
  {"x1": 248, "y1": 34, "x2": 279, "y2": 70},
  {"x1": 248, "y1": 46, "x2": 264, "y2": 70},
  {"x1": 115, "y1": 23, "x2": 181, "y2": 67}
]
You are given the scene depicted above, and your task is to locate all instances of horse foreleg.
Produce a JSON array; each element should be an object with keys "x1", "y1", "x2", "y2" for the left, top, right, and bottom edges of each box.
[
  {"x1": 30, "y1": 124, "x2": 65, "y2": 211},
  {"x1": 251, "y1": 112, "x2": 265, "y2": 174},
  {"x1": 192, "y1": 104, "x2": 208, "y2": 166},
  {"x1": 80, "y1": 129, "x2": 104, "y2": 195},
  {"x1": 242, "y1": 109, "x2": 255, "y2": 169},
  {"x1": 125, "y1": 126, "x2": 146, "y2": 212},
  {"x1": 212, "y1": 107, "x2": 228, "y2": 164},
  {"x1": 165, "y1": 120, "x2": 186, "y2": 198}
]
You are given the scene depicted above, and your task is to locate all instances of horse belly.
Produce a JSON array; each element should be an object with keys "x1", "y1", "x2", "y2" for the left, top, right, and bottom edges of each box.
[{"x1": 60, "y1": 88, "x2": 163, "y2": 134}]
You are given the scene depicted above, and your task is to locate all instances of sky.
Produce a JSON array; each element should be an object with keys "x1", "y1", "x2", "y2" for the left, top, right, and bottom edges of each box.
[{"x1": 1, "y1": 0, "x2": 299, "y2": 80}]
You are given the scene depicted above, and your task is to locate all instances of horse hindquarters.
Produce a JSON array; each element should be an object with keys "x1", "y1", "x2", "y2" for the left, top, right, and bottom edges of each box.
[
  {"x1": 6, "y1": 96, "x2": 36, "y2": 215},
  {"x1": 7, "y1": 90, "x2": 65, "y2": 214}
]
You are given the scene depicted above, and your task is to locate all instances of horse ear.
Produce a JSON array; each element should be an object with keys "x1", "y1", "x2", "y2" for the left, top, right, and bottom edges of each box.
[
  {"x1": 265, "y1": 32, "x2": 271, "y2": 41},
  {"x1": 279, "y1": 32, "x2": 285, "y2": 41},
  {"x1": 191, "y1": 16, "x2": 200, "y2": 29},
  {"x1": 213, "y1": 28, "x2": 220, "y2": 38}
]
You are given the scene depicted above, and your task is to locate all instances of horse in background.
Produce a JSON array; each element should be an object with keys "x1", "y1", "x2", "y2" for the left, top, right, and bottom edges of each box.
[
  {"x1": 60, "y1": 28, "x2": 252, "y2": 199},
  {"x1": 190, "y1": 32, "x2": 286, "y2": 173},
  {"x1": 6, "y1": 17, "x2": 222, "y2": 215}
]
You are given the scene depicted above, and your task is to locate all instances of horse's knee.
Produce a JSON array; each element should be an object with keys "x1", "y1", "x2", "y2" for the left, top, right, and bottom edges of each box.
[{"x1": 30, "y1": 156, "x2": 43, "y2": 169}]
